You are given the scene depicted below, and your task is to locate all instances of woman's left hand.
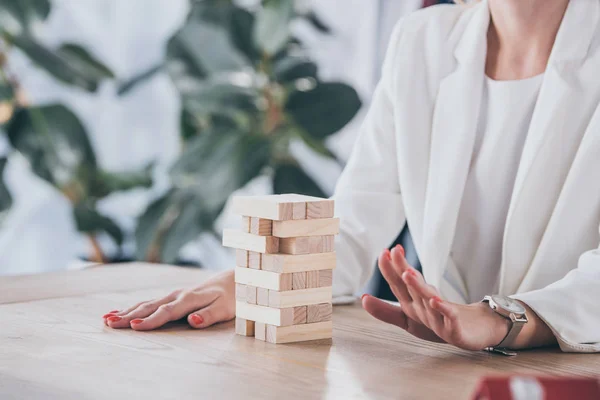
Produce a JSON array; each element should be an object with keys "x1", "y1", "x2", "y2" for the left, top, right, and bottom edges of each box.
[{"x1": 362, "y1": 245, "x2": 511, "y2": 351}]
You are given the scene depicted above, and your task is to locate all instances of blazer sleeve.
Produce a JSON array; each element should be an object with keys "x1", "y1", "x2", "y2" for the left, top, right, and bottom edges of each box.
[
  {"x1": 331, "y1": 20, "x2": 407, "y2": 299},
  {"x1": 512, "y1": 226, "x2": 600, "y2": 353}
]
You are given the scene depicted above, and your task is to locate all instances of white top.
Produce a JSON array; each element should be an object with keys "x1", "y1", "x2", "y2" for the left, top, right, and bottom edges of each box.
[{"x1": 451, "y1": 74, "x2": 544, "y2": 303}]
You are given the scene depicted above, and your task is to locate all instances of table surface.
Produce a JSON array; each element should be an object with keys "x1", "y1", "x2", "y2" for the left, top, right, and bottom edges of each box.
[{"x1": 1, "y1": 264, "x2": 599, "y2": 400}]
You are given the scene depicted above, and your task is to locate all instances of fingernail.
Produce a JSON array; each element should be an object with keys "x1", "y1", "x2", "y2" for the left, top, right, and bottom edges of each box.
[
  {"x1": 102, "y1": 313, "x2": 117, "y2": 319},
  {"x1": 408, "y1": 268, "x2": 417, "y2": 276},
  {"x1": 361, "y1": 294, "x2": 368, "y2": 301},
  {"x1": 130, "y1": 319, "x2": 144, "y2": 325},
  {"x1": 109, "y1": 310, "x2": 119, "y2": 314},
  {"x1": 107, "y1": 316, "x2": 122, "y2": 322},
  {"x1": 190, "y1": 314, "x2": 204, "y2": 325},
  {"x1": 432, "y1": 296, "x2": 442, "y2": 303}
]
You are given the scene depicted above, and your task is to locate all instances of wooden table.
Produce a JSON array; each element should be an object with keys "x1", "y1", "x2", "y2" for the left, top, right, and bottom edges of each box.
[{"x1": 1, "y1": 264, "x2": 598, "y2": 400}]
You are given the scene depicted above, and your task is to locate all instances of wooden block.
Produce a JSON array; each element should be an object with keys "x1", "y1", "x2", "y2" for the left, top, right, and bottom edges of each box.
[
  {"x1": 279, "y1": 237, "x2": 309, "y2": 255},
  {"x1": 231, "y1": 194, "x2": 330, "y2": 221},
  {"x1": 222, "y1": 229, "x2": 279, "y2": 254},
  {"x1": 246, "y1": 286, "x2": 257, "y2": 304},
  {"x1": 255, "y1": 322, "x2": 266, "y2": 341},
  {"x1": 235, "y1": 267, "x2": 293, "y2": 291},
  {"x1": 236, "y1": 302, "x2": 300, "y2": 326},
  {"x1": 292, "y1": 202, "x2": 306, "y2": 220},
  {"x1": 306, "y1": 271, "x2": 319, "y2": 288},
  {"x1": 261, "y1": 252, "x2": 336, "y2": 273},
  {"x1": 292, "y1": 272, "x2": 306, "y2": 290},
  {"x1": 241, "y1": 216, "x2": 251, "y2": 233},
  {"x1": 309, "y1": 235, "x2": 335, "y2": 253},
  {"x1": 268, "y1": 287, "x2": 333, "y2": 308},
  {"x1": 235, "y1": 283, "x2": 247, "y2": 302},
  {"x1": 272, "y1": 218, "x2": 340, "y2": 238},
  {"x1": 235, "y1": 249, "x2": 249, "y2": 267},
  {"x1": 318, "y1": 270, "x2": 333, "y2": 287},
  {"x1": 306, "y1": 200, "x2": 334, "y2": 219},
  {"x1": 264, "y1": 321, "x2": 333, "y2": 344},
  {"x1": 307, "y1": 303, "x2": 333, "y2": 323},
  {"x1": 235, "y1": 318, "x2": 255, "y2": 337},
  {"x1": 250, "y1": 218, "x2": 273, "y2": 236},
  {"x1": 293, "y1": 306, "x2": 307, "y2": 324},
  {"x1": 257, "y1": 288, "x2": 269, "y2": 306},
  {"x1": 248, "y1": 251, "x2": 261, "y2": 269}
]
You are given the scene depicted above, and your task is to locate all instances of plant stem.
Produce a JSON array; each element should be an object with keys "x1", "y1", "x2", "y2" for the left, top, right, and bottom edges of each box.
[{"x1": 88, "y1": 234, "x2": 106, "y2": 263}]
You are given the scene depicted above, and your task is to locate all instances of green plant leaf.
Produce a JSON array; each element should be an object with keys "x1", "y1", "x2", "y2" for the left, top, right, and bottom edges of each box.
[
  {"x1": 273, "y1": 162, "x2": 326, "y2": 198},
  {"x1": 57, "y1": 43, "x2": 114, "y2": 79},
  {"x1": 0, "y1": 83, "x2": 14, "y2": 101},
  {"x1": 170, "y1": 127, "x2": 271, "y2": 214},
  {"x1": 135, "y1": 189, "x2": 208, "y2": 263},
  {"x1": 0, "y1": 156, "x2": 13, "y2": 222},
  {"x1": 0, "y1": 0, "x2": 50, "y2": 35},
  {"x1": 117, "y1": 63, "x2": 164, "y2": 96},
  {"x1": 89, "y1": 163, "x2": 154, "y2": 199},
  {"x1": 73, "y1": 203, "x2": 123, "y2": 246},
  {"x1": 6, "y1": 34, "x2": 110, "y2": 92},
  {"x1": 230, "y1": 8, "x2": 260, "y2": 62},
  {"x1": 273, "y1": 56, "x2": 317, "y2": 83},
  {"x1": 6, "y1": 104, "x2": 97, "y2": 187},
  {"x1": 253, "y1": 0, "x2": 294, "y2": 56},
  {"x1": 285, "y1": 82, "x2": 362, "y2": 139},
  {"x1": 304, "y1": 11, "x2": 331, "y2": 34},
  {"x1": 166, "y1": 20, "x2": 248, "y2": 89}
]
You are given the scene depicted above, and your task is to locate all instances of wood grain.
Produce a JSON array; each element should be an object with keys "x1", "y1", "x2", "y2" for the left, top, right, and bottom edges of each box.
[
  {"x1": 1, "y1": 264, "x2": 599, "y2": 400},
  {"x1": 261, "y1": 252, "x2": 336, "y2": 273},
  {"x1": 272, "y1": 218, "x2": 340, "y2": 238},
  {"x1": 250, "y1": 218, "x2": 273, "y2": 236},
  {"x1": 222, "y1": 230, "x2": 279, "y2": 254}
]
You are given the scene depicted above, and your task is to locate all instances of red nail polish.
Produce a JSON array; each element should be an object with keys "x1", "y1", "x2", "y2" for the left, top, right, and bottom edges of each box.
[
  {"x1": 107, "y1": 316, "x2": 122, "y2": 322},
  {"x1": 190, "y1": 314, "x2": 203, "y2": 325},
  {"x1": 109, "y1": 310, "x2": 119, "y2": 314},
  {"x1": 103, "y1": 313, "x2": 117, "y2": 319},
  {"x1": 432, "y1": 296, "x2": 442, "y2": 303},
  {"x1": 130, "y1": 319, "x2": 144, "y2": 325}
]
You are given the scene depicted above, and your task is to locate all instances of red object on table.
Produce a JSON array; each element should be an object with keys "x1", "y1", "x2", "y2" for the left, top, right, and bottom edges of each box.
[{"x1": 471, "y1": 376, "x2": 600, "y2": 400}]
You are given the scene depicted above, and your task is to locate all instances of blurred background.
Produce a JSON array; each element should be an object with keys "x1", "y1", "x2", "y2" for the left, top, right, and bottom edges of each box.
[{"x1": 0, "y1": 0, "x2": 451, "y2": 289}]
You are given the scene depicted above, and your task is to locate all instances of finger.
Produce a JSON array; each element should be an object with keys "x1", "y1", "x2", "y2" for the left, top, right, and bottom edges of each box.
[
  {"x1": 362, "y1": 294, "x2": 409, "y2": 329},
  {"x1": 430, "y1": 296, "x2": 459, "y2": 328},
  {"x1": 106, "y1": 295, "x2": 174, "y2": 329},
  {"x1": 402, "y1": 269, "x2": 439, "y2": 300},
  {"x1": 187, "y1": 299, "x2": 235, "y2": 329},
  {"x1": 390, "y1": 244, "x2": 410, "y2": 277},
  {"x1": 378, "y1": 249, "x2": 412, "y2": 304},
  {"x1": 130, "y1": 290, "x2": 220, "y2": 331}
]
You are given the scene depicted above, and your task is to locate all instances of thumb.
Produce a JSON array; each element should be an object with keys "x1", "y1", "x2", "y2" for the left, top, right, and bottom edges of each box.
[{"x1": 362, "y1": 294, "x2": 409, "y2": 329}]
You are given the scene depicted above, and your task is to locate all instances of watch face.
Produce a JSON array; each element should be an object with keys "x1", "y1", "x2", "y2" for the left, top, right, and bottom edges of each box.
[{"x1": 491, "y1": 295, "x2": 526, "y2": 314}]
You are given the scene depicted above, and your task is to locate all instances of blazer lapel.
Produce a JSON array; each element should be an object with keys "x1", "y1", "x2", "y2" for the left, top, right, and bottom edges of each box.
[
  {"x1": 499, "y1": 0, "x2": 600, "y2": 295},
  {"x1": 421, "y1": 1, "x2": 489, "y2": 295}
]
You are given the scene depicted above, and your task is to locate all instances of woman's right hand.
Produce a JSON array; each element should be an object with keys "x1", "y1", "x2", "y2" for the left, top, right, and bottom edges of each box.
[{"x1": 102, "y1": 270, "x2": 235, "y2": 331}]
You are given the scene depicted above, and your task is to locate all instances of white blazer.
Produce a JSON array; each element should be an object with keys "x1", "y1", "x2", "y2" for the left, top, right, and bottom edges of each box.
[{"x1": 332, "y1": 0, "x2": 600, "y2": 353}]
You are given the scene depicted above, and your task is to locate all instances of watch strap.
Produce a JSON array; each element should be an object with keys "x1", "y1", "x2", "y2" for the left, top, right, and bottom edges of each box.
[{"x1": 496, "y1": 318, "x2": 524, "y2": 349}]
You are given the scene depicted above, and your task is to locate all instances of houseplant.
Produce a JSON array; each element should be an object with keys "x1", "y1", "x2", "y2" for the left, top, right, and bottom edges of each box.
[
  {"x1": 0, "y1": 0, "x2": 154, "y2": 262},
  {"x1": 123, "y1": 0, "x2": 362, "y2": 263}
]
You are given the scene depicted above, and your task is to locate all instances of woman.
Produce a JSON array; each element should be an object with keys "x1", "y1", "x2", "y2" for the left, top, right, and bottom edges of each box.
[{"x1": 104, "y1": 0, "x2": 600, "y2": 353}]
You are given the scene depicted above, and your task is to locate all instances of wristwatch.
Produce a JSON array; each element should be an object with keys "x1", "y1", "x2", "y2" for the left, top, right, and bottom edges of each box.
[{"x1": 481, "y1": 295, "x2": 528, "y2": 356}]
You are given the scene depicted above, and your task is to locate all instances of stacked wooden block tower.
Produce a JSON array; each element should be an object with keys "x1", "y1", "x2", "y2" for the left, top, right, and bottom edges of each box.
[{"x1": 223, "y1": 194, "x2": 337, "y2": 344}]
